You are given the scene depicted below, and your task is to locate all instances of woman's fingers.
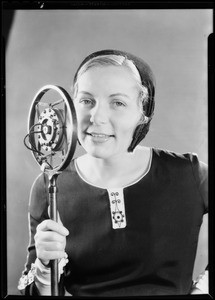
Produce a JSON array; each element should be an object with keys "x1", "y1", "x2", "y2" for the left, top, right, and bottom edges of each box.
[
  {"x1": 37, "y1": 249, "x2": 66, "y2": 261},
  {"x1": 35, "y1": 231, "x2": 66, "y2": 243},
  {"x1": 36, "y1": 219, "x2": 69, "y2": 236},
  {"x1": 36, "y1": 238, "x2": 66, "y2": 251},
  {"x1": 35, "y1": 228, "x2": 67, "y2": 241},
  {"x1": 35, "y1": 214, "x2": 69, "y2": 264}
]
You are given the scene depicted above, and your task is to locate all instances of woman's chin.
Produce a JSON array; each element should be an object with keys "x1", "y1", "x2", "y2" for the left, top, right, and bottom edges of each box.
[
  {"x1": 86, "y1": 148, "x2": 111, "y2": 159},
  {"x1": 80, "y1": 138, "x2": 113, "y2": 158},
  {"x1": 80, "y1": 137, "x2": 131, "y2": 160}
]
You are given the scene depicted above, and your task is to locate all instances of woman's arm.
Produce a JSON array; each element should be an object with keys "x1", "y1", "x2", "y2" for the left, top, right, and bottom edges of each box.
[
  {"x1": 18, "y1": 213, "x2": 43, "y2": 295},
  {"x1": 18, "y1": 173, "x2": 54, "y2": 295},
  {"x1": 190, "y1": 156, "x2": 208, "y2": 294}
]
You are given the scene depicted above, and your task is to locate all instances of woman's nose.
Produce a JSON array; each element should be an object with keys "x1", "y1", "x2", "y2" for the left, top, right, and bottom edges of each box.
[{"x1": 90, "y1": 102, "x2": 108, "y2": 125}]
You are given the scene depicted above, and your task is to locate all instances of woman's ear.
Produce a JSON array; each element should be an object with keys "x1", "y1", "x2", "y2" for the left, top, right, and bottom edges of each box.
[
  {"x1": 143, "y1": 115, "x2": 149, "y2": 124},
  {"x1": 137, "y1": 114, "x2": 149, "y2": 126}
]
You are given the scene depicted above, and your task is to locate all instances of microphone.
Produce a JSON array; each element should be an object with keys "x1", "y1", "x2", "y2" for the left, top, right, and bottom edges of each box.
[
  {"x1": 24, "y1": 85, "x2": 77, "y2": 295},
  {"x1": 24, "y1": 85, "x2": 77, "y2": 173}
]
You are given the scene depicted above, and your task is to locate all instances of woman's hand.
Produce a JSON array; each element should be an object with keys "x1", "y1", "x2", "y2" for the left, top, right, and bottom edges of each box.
[{"x1": 34, "y1": 213, "x2": 69, "y2": 266}]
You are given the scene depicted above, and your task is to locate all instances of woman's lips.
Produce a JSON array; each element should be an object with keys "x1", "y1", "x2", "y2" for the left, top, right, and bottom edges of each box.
[
  {"x1": 88, "y1": 132, "x2": 114, "y2": 137},
  {"x1": 86, "y1": 132, "x2": 114, "y2": 143}
]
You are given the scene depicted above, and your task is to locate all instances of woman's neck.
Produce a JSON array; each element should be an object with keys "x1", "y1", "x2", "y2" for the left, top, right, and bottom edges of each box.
[
  {"x1": 88, "y1": 150, "x2": 136, "y2": 174},
  {"x1": 76, "y1": 146, "x2": 151, "y2": 188}
]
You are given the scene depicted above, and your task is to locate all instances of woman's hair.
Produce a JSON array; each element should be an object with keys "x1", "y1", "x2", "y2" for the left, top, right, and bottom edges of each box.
[
  {"x1": 72, "y1": 50, "x2": 155, "y2": 152},
  {"x1": 73, "y1": 55, "x2": 149, "y2": 116}
]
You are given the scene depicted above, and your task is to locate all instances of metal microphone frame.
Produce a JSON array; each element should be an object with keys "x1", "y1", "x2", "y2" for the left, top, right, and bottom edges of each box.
[{"x1": 25, "y1": 85, "x2": 77, "y2": 295}]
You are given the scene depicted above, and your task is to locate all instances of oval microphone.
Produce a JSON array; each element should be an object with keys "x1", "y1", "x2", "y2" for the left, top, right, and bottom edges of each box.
[
  {"x1": 24, "y1": 85, "x2": 77, "y2": 296},
  {"x1": 24, "y1": 85, "x2": 77, "y2": 173}
]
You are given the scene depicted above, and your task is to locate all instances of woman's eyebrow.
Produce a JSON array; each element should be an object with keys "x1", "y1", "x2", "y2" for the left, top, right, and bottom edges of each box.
[
  {"x1": 110, "y1": 93, "x2": 129, "y2": 98},
  {"x1": 77, "y1": 91, "x2": 130, "y2": 99},
  {"x1": 77, "y1": 91, "x2": 94, "y2": 96},
  {"x1": 109, "y1": 93, "x2": 130, "y2": 99}
]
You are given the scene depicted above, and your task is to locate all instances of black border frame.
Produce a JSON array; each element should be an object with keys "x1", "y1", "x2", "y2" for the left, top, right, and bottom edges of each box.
[{"x1": 1, "y1": 1, "x2": 214, "y2": 299}]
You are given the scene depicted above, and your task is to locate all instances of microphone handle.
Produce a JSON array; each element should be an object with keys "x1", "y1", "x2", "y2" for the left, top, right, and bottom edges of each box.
[{"x1": 48, "y1": 174, "x2": 59, "y2": 296}]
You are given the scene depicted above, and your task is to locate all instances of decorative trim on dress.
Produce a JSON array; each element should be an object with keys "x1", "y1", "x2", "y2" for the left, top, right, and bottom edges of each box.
[
  {"x1": 107, "y1": 188, "x2": 126, "y2": 229},
  {"x1": 18, "y1": 263, "x2": 37, "y2": 290},
  {"x1": 18, "y1": 256, "x2": 68, "y2": 290}
]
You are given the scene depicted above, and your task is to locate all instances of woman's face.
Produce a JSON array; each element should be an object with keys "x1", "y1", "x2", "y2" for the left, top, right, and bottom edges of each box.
[{"x1": 73, "y1": 65, "x2": 142, "y2": 160}]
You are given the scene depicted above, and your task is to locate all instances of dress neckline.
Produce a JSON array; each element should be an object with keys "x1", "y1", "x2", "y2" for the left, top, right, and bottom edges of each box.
[{"x1": 72, "y1": 148, "x2": 153, "y2": 190}]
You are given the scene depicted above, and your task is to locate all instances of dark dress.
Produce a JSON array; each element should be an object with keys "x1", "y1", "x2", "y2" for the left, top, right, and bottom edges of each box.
[{"x1": 18, "y1": 148, "x2": 208, "y2": 296}]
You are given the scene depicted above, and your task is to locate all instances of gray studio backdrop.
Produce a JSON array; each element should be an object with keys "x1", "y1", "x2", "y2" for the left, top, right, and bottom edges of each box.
[{"x1": 6, "y1": 10, "x2": 212, "y2": 295}]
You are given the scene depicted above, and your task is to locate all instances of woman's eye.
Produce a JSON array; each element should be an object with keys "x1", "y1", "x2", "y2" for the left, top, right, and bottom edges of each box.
[
  {"x1": 79, "y1": 99, "x2": 94, "y2": 105},
  {"x1": 113, "y1": 101, "x2": 126, "y2": 107}
]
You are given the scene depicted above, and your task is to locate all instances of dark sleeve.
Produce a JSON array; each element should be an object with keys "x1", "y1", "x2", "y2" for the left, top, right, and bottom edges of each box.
[
  {"x1": 189, "y1": 154, "x2": 208, "y2": 214},
  {"x1": 18, "y1": 172, "x2": 49, "y2": 295},
  {"x1": 189, "y1": 154, "x2": 208, "y2": 275}
]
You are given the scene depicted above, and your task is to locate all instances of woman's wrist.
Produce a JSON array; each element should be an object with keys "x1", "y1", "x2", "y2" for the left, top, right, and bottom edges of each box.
[
  {"x1": 38, "y1": 258, "x2": 51, "y2": 268},
  {"x1": 35, "y1": 253, "x2": 69, "y2": 281},
  {"x1": 34, "y1": 258, "x2": 51, "y2": 285}
]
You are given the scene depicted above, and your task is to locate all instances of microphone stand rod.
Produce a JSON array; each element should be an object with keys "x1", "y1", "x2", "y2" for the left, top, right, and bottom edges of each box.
[{"x1": 48, "y1": 172, "x2": 60, "y2": 296}]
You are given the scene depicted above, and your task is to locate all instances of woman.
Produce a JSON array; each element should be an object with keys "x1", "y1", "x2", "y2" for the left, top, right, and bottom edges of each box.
[{"x1": 18, "y1": 50, "x2": 208, "y2": 296}]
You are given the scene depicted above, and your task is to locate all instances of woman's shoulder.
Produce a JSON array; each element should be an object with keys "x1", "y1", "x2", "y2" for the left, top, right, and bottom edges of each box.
[
  {"x1": 152, "y1": 147, "x2": 199, "y2": 163},
  {"x1": 152, "y1": 147, "x2": 208, "y2": 211},
  {"x1": 151, "y1": 147, "x2": 207, "y2": 178}
]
